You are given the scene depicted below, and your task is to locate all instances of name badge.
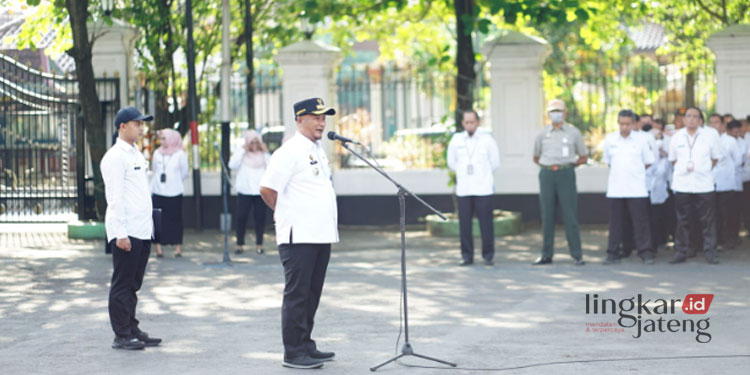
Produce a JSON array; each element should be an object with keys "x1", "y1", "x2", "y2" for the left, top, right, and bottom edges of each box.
[{"x1": 562, "y1": 146, "x2": 570, "y2": 157}]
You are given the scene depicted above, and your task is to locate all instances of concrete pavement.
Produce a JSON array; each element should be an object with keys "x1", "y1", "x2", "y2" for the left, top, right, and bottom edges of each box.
[{"x1": 1, "y1": 224, "x2": 749, "y2": 374}]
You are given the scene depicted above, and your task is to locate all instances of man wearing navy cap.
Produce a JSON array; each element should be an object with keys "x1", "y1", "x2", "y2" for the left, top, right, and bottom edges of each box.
[
  {"x1": 101, "y1": 106, "x2": 162, "y2": 350},
  {"x1": 260, "y1": 98, "x2": 338, "y2": 369}
]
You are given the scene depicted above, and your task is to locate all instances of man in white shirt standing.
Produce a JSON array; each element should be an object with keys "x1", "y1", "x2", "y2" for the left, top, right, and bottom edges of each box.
[
  {"x1": 709, "y1": 114, "x2": 743, "y2": 249},
  {"x1": 447, "y1": 110, "x2": 500, "y2": 266},
  {"x1": 601, "y1": 110, "x2": 656, "y2": 264},
  {"x1": 100, "y1": 107, "x2": 162, "y2": 350},
  {"x1": 726, "y1": 119, "x2": 745, "y2": 248},
  {"x1": 668, "y1": 107, "x2": 723, "y2": 264},
  {"x1": 260, "y1": 98, "x2": 338, "y2": 369}
]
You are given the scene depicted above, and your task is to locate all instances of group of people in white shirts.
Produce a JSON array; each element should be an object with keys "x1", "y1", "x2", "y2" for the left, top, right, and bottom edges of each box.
[{"x1": 601, "y1": 107, "x2": 750, "y2": 265}]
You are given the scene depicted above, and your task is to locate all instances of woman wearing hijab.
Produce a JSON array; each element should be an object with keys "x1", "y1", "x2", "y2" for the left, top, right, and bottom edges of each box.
[
  {"x1": 228, "y1": 130, "x2": 270, "y2": 254},
  {"x1": 150, "y1": 128, "x2": 189, "y2": 257}
]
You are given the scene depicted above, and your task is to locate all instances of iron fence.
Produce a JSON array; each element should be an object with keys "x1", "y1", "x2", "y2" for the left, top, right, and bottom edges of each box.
[{"x1": 0, "y1": 53, "x2": 119, "y2": 222}]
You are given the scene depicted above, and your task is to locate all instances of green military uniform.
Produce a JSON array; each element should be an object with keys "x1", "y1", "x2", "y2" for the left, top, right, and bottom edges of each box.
[{"x1": 533, "y1": 123, "x2": 588, "y2": 260}]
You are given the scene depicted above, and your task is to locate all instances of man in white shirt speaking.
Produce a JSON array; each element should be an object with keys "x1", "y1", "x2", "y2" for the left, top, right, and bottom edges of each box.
[
  {"x1": 260, "y1": 98, "x2": 338, "y2": 369},
  {"x1": 601, "y1": 109, "x2": 656, "y2": 264},
  {"x1": 100, "y1": 107, "x2": 162, "y2": 350},
  {"x1": 447, "y1": 109, "x2": 500, "y2": 266},
  {"x1": 668, "y1": 107, "x2": 723, "y2": 264}
]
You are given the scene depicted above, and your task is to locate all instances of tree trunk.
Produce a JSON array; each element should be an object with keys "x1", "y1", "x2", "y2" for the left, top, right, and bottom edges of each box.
[
  {"x1": 454, "y1": 0, "x2": 476, "y2": 130},
  {"x1": 65, "y1": 0, "x2": 106, "y2": 219},
  {"x1": 684, "y1": 71, "x2": 695, "y2": 108}
]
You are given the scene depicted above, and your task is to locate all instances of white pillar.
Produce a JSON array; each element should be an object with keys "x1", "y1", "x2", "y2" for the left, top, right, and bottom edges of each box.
[
  {"x1": 90, "y1": 18, "x2": 139, "y2": 143},
  {"x1": 707, "y1": 25, "x2": 750, "y2": 119},
  {"x1": 483, "y1": 31, "x2": 550, "y2": 193},
  {"x1": 275, "y1": 40, "x2": 341, "y2": 140}
]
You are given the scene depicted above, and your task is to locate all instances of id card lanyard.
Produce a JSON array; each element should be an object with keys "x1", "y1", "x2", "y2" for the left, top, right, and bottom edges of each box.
[
  {"x1": 465, "y1": 134, "x2": 478, "y2": 175},
  {"x1": 160, "y1": 152, "x2": 172, "y2": 183}
]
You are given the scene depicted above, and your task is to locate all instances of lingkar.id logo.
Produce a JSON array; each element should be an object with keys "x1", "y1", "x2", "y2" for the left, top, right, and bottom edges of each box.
[{"x1": 585, "y1": 293, "x2": 714, "y2": 343}]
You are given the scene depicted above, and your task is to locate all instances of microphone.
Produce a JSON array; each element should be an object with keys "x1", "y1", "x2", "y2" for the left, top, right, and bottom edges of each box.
[{"x1": 327, "y1": 131, "x2": 360, "y2": 144}]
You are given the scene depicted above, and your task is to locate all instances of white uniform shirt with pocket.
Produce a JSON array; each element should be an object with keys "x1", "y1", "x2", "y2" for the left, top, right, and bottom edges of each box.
[
  {"x1": 260, "y1": 132, "x2": 338, "y2": 245},
  {"x1": 100, "y1": 138, "x2": 154, "y2": 241}
]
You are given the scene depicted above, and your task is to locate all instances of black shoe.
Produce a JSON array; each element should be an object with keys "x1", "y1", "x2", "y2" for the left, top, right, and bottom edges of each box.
[
  {"x1": 282, "y1": 355, "x2": 324, "y2": 369},
  {"x1": 112, "y1": 337, "x2": 145, "y2": 350},
  {"x1": 603, "y1": 256, "x2": 621, "y2": 265},
  {"x1": 235, "y1": 248, "x2": 244, "y2": 254},
  {"x1": 134, "y1": 331, "x2": 162, "y2": 347},
  {"x1": 174, "y1": 253, "x2": 182, "y2": 258},
  {"x1": 706, "y1": 257, "x2": 720, "y2": 264},
  {"x1": 573, "y1": 258, "x2": 585, "y2": 266},
  {"x1": 156, "y1": 252, "x2": 164, "y2": 258},
  {"x1": 309, "y1": 348, "x2": 335, "y2": 362},
  {"x1": 483, "y1": 259, "x2": 494, "y2": 266},
  {"x1": 459, "y1": 260, "x2": 473, "y2": 266},
  {"x1": 669, "y1": 256, "x2": 687, "y2": 264},
  {"x1": 532, "y1": 257, "x2": 552, "y2": 265}
]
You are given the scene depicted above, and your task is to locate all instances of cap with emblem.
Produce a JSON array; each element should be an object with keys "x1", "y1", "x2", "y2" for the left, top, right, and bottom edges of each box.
[
  {"x1": 114, "y1": 106, "x2": 153, "y2": 129},
  {"x1": 293, "y1": 98, "x2": 336, "y2": 119}
]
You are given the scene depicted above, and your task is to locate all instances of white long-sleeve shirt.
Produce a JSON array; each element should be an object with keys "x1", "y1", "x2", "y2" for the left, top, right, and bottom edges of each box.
[
  {"x1": 100, "y1": 138, "x2": 153, "y2": 241},
  {"x1": 713, "y1": 133, "x2": 742, "y2": 192},
  {"x1": 668, "y1": 127, "x2": 724, "y2": 194},
  {"x1": 228, "y1": 147, "x2": 270, "y2": 195},
  {"x1": 150, "y1": 149, "x2": 189, "y2": 196},
  {"x1": 446, "y1": 131, "x2": 500, "y2": 197}
]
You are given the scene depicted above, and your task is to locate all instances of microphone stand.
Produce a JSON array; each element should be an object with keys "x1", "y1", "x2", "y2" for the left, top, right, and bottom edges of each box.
[{"x1": 337, "y1": 141, "x2": 456, "y2": 371}]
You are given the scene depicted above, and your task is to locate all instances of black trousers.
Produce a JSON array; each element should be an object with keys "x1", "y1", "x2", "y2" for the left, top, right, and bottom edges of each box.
[
  {"x1": 727, "y1": 191, "x2": 742, "y2": 244},
  {"x1": 649, "y1": 202, "x2": 668, "y2": 250},
  {"x1": 279, "y1": 243, "x2": 330, "y2": 359},
  {"x1": 674, "y1": 192, "x2": 716, "y2": 259},
  {"x1": 715, "y1": 191, "x2": 736, "y2": 246},
  {"x1": 457, "y1": 195, "x2": 494, "y2": 262},
  {"x1": 607, "y1": 198, "x2": 653, "y2": 259},
  {"x1": 236, "y1": 194, "x2": 267, "y2": 246},
  {"x1": 743, "y1": 182, "x2": 750, "y2": 234},
  {"x1": 109, "y1": 237, "x2": 151, "y2": 338}
]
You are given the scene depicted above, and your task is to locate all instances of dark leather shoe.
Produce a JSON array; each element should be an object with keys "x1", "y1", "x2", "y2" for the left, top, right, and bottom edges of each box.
[
  {"x1": 459, "y1": 260, "x2": 473, "y2": 266},
  {"x1": 309, "y1": 348, "x2": 335, "y2": 361},
  {"x1": 573, "y1": 258, "x2": 585, "y2": 265},
  {"x1": 112, "y1": 337, "x2": 145, "y2": 350},
  {"x1": 483, "y1": 259, "x2": 494, "y2": 266},
  {"x1": 283, "y1": 355, "x2": 324, "y2": 369},
  {"x1": 669, "y1": 256, "x2": 687, "y2": 264},
  {"x1": 603, "y1": 256, "x2": 621, "y2": 265},
  {"x1": 134, "y1": 331, "x2": 162, "y2": 347},
  {"x1": 706, "y1": 257, "x2": 720, "y2": 264},
  {"x1": 532, "y1": 257, "x2": 552, "y2": 265}
]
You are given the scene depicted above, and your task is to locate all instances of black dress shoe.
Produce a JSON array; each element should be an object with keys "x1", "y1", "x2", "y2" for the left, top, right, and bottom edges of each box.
[
  {"x1": 459, "y1": 260, "x2": 473, "y2": 266},
  {"x1": 705, "y1": 257, "x2": 720, "y2": 264},
  {"x1": 235, "y1": 248, "x2": 244, "y2": 254},
  {"x1": 134, "y1": 331, "x2": 162, "y2": 347},
  {"x1": 669, "y1": 256, "x2": 687, "y2": 264},
  {"x1": 309, "y1": 348, "x2": 335, "y2": 361},
  {"x1": 282, "y1": 355, "x2": 324, "y2": 369},
  {"x1": 483, "y1": 259, "x2": 494, "y2": 266},
  {"x1": 603, "y1": 256, "x2": 621, "y2": 265},
  {"x1": 532, "y1": 257, "x2": 552, "y2": 265},
  {"x1": 112, "y1": 337, "x2": 145, "y2": 350},
  {"x1": 573, "y1": 258, "x2": 585, "y2": 266}
]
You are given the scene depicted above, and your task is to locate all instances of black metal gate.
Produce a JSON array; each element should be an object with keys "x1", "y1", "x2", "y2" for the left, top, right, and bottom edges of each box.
[{"x1": 0, "y1": 53, "x2": 119, "y2": 223}]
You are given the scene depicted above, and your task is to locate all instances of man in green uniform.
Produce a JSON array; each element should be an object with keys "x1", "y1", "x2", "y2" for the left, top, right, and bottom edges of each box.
[{"x1": 532, "y1": 99, "x2": 588, "y2": 265}]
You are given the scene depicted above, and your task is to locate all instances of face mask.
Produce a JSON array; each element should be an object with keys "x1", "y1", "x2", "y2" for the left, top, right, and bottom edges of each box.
[{"x1": 549, "y1": 112, "x2": 564, "y2": 124}]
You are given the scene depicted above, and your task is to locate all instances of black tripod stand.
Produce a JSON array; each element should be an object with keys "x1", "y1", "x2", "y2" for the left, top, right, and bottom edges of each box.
[{"x1": 338, "y1": 141, "x2": 457, "y2": 372}]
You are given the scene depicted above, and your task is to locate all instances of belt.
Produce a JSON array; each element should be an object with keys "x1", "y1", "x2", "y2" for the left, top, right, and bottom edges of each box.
[{"x1": 542, "y1": 164, "x2": 574, "y2": 171}]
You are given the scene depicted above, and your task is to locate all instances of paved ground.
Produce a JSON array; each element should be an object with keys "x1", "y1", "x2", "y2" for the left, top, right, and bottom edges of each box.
[{"x1": 1, "y1": 223, "x2": 749, "y2": 375}]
